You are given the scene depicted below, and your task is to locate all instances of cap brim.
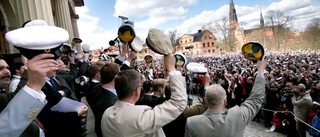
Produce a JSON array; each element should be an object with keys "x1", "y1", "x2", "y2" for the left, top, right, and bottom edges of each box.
[
  {"x1": 146, "y1": 29, "x2": 172, "y2": 55},
  {"x1": 130, "y1": 36, "x2": 143, "y2": 52},
  {"x1": 15, "y1": 44, "x2": 62, "y2": 60},
  {"x1": 73, "y1": 38, "x2": 82, "y2": 43},
  {"x1": 186, "y1": 62, "x2": 207, "y2": 73},
  {"x1": 146, "y1": 39, "x2": 164, "y2": 55},
  {"x1": 174, "y1": 53, "x2": 187, "y2": 66},
  {"x1": 144, "y1": 54, "x2": 153, "y2": 63},
  {"x1": 242, "y1": 42, "x2": 265, "y2": 61},
  {"x1": 118, "y1": 24, "x2": 135, "y2": 42},
  {"x1": 5, "y1": 26, "x2": 69, "y2": 50}
]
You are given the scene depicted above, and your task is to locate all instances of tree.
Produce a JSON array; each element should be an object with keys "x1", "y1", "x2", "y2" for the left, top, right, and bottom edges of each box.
[
  {"x1": 167, "y1": 29, "x2": 178, "y2": 53},
  {"x1": 168, "y1": 29, "x2": 178, "y2": 46},
  {"x1": 265, "y1": 10, "x2": 293, "y2": 51},
  {"x1": 303, "y1": 18, "x2": 320, "y2": 49}
]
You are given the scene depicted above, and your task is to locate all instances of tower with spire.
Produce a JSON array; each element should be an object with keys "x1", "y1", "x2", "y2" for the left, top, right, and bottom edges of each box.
[
  {"x1": 229, "y1": 0, "x2": 238, "y2": 35},
  {"x1": 260, "y1": 9, "x2": 265, "y2": 29}
]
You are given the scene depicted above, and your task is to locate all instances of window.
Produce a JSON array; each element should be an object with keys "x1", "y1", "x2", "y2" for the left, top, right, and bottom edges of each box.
[
  {"x1": 203, "y1": 43, "x2": 205, "y2": 47},
  {"x1": 208, "y1": 50, "x2": 211, "y2": 53},
  {"x1": 189, "y1": 39, "x2": 191, "y2": 42},
  {"x1": 212, "y1": 49, "x2": 215, "y2": 53},
  {"x1": 212, "y1": 42, "x2": 214, "y2": 46},
  {"x1": 180, "y1": 41, "x2": 182, "y2": 44},
  {"x1": 207, "y1": 42, "x2": 210, "y2": 47},
  {"x1": 145, "y1": 49, "x2": 147, "y2": 53},
  {"x1": 185, "y1": 40, "x2": 187, "y2": 43},
  {"x1": 204, "y1": 36, "x2": 207, "y2": 40},
  {"x1": 196, "y1": 44, "x2": 198, "y2": 48},
  {"x1": 203, "y1": 50, "x2": 206, "y2": 53}
]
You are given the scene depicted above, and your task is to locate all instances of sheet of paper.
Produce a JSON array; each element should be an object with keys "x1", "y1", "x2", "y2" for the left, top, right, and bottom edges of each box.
[{"x1": 51, "y1": 97, "x2": 86, "y2": 112}]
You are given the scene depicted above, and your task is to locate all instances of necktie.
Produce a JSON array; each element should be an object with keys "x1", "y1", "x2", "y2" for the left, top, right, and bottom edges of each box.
[{"x1": 50, "y1": 78, "x2": 60, "y2": 91}]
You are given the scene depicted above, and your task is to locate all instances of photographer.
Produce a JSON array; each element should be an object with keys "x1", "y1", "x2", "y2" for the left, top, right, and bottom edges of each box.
[{"x1": 292, "y1": 84, "x2": 313, "y2": 137}]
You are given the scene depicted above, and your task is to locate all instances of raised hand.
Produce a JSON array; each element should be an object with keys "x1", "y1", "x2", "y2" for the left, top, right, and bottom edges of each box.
[
  {"x1": 164, "y1": 54, "x2": 175, "y2": 72},
  {"x1": 26, "y1": 54, "x2": 58, "y2": 92}
]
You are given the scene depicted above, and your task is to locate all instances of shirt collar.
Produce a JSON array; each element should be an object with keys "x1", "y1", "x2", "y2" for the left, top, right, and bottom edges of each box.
[{"x1": 102, "y1": 87, "x2": 117, "y2": 96}]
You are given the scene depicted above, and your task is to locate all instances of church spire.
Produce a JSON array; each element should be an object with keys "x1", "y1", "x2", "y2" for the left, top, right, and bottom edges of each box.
[
  {"x1": 260, "y1": 9, "x2": 264, "y2": 29},
  {"x1": 229, "y1": 0, "x2": 238, "y2": 23}
]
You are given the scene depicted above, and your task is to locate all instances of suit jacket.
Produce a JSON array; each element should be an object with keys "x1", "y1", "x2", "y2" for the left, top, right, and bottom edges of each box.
[
  {"x1": 185, "y1": 76, "x2": 266, "y2": 137},
  {"x1": 136, "y1": 94, "x2": 166, "y2": 108},
  {"x1": 58, "y1": 61, "x2": 89, "y2": 100},
  {"x1": 0, "y1": 87, "x2": 46, "y2": 137},
  {"x1": 101, "y1": 75, "x2": 187, "y2": 137},
  {"x1": 85, "y1": 80, "x2": 101, "y2": 106},
  {"x1": 89, "y1": 86, "x2": 118, "y2": 137},
  {"x1": 38, "y1": 81, "x2": 81, "y2": 137},
  {"x1": 291, "y1": 93, "x2": 312, "y2": 122}
]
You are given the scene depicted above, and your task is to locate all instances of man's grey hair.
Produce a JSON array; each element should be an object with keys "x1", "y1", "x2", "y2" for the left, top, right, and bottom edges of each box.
[{"x1": 205, "y1": 84, "x2": 226, "y2": 106}]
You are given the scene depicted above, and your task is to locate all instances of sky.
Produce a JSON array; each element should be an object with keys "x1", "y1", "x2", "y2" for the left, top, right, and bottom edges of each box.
[{"x1": 75, "y1": 0, "x2": 320, "y2": 50}]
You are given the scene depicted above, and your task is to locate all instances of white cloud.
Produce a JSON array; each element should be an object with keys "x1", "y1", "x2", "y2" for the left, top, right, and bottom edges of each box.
[
  {"x1": 76, "y1": 6, "x2": 116, "y2": 50},
  {"x1": 114, "y1": 0, "x2": 196, "y2": 17},
  {"x1": 171, "y1": 0, "x2": 320, "y2": 37},
  {"x1": 75, "y1": 0, "x2": 320, "y2": 50},
  {"x1": 268, "y1": 0, "x2": 311, "y2": 12}
]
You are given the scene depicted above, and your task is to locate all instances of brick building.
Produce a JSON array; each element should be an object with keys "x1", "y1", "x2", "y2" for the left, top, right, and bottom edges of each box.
[{"x1": 175, "y1": 29, "x2": 217, "y2": 55}]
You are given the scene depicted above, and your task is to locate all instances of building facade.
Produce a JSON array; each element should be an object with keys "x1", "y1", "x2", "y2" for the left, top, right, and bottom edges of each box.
[
  {"x1": 0, "y1": 0, "x2": 84, "y2": 63},
  {"x1": 175, "y1": 30, "x2": 217, "y2": 55}
]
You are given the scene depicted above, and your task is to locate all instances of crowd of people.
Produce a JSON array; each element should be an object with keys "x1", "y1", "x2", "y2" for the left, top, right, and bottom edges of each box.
[
  {"x1": 1, "y1": 19, "x2": 320, "y2": 137},
  {"x1": 133, "y1": 50, "x2": 320, "y2": 137}
]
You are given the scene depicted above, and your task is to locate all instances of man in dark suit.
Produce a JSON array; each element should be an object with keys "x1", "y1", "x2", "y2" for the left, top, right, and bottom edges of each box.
[
  {"x1": 89, "y1": 62, "x2": 120, "y2": 137},
  {"x1": 86, "y1": 61, "x2": 105, "y2": 105},
  {"x1": 137, "y1": 78, "x2": 167, "y2": 108},
  {"x1": 36, "y1": 68, "x2": 88, "y2": 137},
  {"x1": 57, "y1": 53, "x2": 90, "y2": 101}
]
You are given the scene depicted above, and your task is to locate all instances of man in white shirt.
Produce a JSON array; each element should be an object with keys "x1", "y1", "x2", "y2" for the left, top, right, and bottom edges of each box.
[{"x1": 9, "y1": 62, "x2": 25, "y2": 92}]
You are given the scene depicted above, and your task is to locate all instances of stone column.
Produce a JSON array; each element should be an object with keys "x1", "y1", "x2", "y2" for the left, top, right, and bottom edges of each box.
[
  {"x1": 11, "y1": 0, "x2": 54, "y2": 26},
  {"x1": 71, "y1": 14, "x2": 82, "y2": 53},
  {"x1": 55, "y1": 0, "x2": 74, "y2": 43}
]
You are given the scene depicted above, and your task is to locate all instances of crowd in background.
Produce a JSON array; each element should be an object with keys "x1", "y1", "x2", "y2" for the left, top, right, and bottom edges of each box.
[
  {"x1": 6, "y1": 47, "x2": 320, "y2": 136},
  {"x1": 131, "y1": 50, "x2": 320, "y2": 136}
]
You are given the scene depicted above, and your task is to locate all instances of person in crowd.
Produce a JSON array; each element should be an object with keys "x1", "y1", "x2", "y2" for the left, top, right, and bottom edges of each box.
[
  {"x1": 113, "y1": 42, "x2": 137, "y2": 71},
  {"x1": 85, "y1": 61, "x2": 105, "y2": 105},
  {"x1": 57, "y1": 51, "x2": 90, "y2": 101},
  {"x1": 141, "y1": 78, "x2": 168, "y2": 108},
  {"x1": 292, "y1": 83, "x2": 313, "y2": 137},
  {"x1": 35, "y1": 62, "x2": 88, "y2": 137},
  {"x1": 8, "y1": 62, "x2": 25, "y2": 92},
  {"x1": 185, "y1": 60, "x2": 267, "y2": 137},
  {"x1": 136, "y1": 80, "x2": 152, "y2": 105},
  {"x1": 101, "y1": 54, "x2": 187, "y2": 137},
  {"x1": 89, "y1": 62, "x2": 120, "y2": 137},
  {"x1": 0, "y1": 54, "x2": 58, "y2": 137}
]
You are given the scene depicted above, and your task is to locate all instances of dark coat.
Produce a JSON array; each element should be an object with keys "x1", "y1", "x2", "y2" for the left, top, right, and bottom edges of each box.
[{"x1": 89, "y1": 86, "x2": 118, "y2": 137}]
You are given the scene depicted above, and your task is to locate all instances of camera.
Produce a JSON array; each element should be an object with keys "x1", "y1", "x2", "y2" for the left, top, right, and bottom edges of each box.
[
  {"x1": 75, "y1": 76, "x2": 89, "y2": 85},
  {"x1": 270, "y1": 88, "x2": 278, "y2": 92},
  {"x1": 283, "y1": 87, "x2": 292, "y2": 92}
]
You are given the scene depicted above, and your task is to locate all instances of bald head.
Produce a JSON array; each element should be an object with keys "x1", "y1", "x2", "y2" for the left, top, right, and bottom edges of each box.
[
  {"x1": 297, "y1": 83, "x2": 306, "y2": 93},
  {"x1": 205, "y1": 84, "x2": 227, "y2": 108}
]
